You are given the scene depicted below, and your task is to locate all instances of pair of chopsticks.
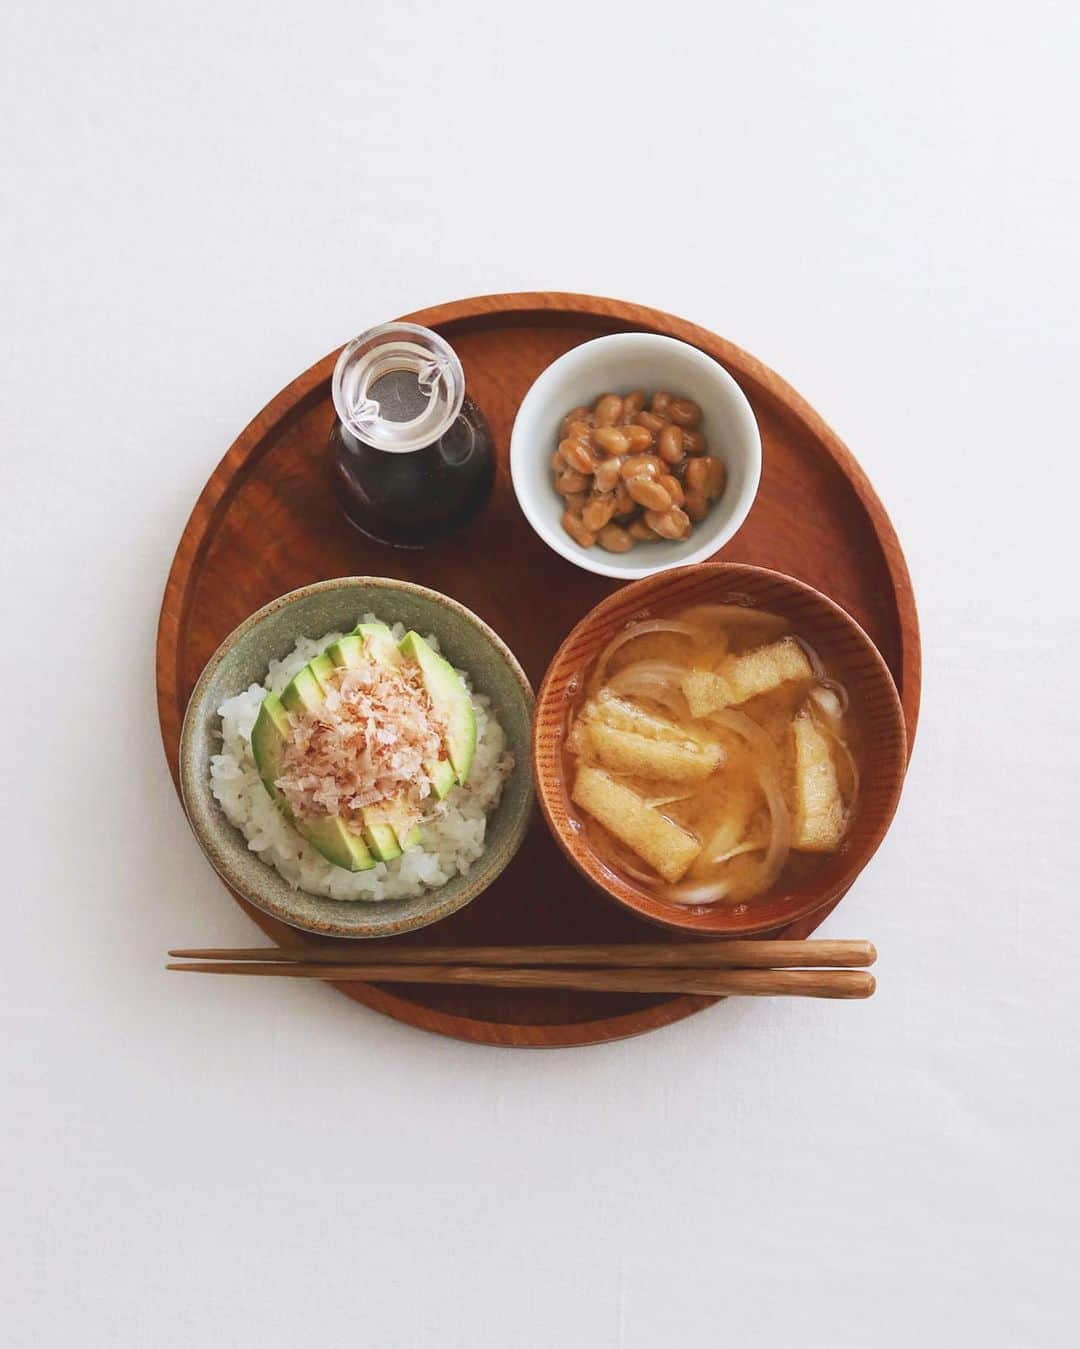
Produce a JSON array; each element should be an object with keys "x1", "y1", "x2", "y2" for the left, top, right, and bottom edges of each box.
[{"x1": 167, "y1": 939, "x2": 877, "y2": 999}]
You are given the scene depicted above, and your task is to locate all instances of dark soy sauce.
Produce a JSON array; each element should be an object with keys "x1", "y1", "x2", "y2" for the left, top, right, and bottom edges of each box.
[{"x1": 331, "y1": 367, "x2": 494, "y2": 548}]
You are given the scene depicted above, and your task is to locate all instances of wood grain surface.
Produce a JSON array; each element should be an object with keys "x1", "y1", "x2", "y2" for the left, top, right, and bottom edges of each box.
[{"x1": 156, "y1": 292, "x2": 921, "y2": 1048}]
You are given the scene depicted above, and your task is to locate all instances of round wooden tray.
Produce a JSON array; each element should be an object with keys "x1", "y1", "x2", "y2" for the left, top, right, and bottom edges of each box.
[{"x1": 157, "y1": 292, "x2": 920, "y2": 1048}]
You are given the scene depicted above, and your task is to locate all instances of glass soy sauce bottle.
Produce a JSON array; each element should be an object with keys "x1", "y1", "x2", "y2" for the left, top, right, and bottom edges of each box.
[{"x1": 329, "y1": 322, "x2": 495, "y2": 547}]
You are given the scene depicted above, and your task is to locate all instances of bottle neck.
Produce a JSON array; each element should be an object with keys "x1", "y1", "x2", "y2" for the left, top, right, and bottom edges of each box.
[{"x1": 332, "y1": 322, "x2": 465, "y2": 454}]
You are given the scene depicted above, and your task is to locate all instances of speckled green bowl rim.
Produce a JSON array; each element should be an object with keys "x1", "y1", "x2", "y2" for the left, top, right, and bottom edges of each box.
[{"x1": 179, "y1": 577, "x2": 535, "y2": 939}]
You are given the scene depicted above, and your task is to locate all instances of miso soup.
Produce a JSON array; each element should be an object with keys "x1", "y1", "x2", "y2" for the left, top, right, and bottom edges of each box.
[{"x1": 564, "y1": 603, "x2": 860, "y2": 906}]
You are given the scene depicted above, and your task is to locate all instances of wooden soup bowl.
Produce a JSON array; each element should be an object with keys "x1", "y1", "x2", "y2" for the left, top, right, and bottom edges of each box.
[{"x1": 532, "y1": 563, "x2": 908, "y2": 936}]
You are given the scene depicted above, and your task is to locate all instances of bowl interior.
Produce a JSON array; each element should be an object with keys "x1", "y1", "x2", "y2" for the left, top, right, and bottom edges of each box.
[
  {"x1": 180, "y1": 578, "x2": 535, "y2": 938},
  {"x1": 510, "y1": 333, "x2": 762, "y2": 579},
  {"x1": 532, "y1": 563, "x2": 907, "y2": 935}
]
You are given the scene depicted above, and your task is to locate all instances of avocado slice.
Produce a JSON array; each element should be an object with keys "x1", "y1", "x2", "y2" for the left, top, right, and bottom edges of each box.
[
  {"x1": 428, "y1": 757, "x2": 457, "y2": 800},
  {"x1": 250, "y1": 693, "x2": 290, "y2": 799},
  {"x1": 398, "y1": 632, "x2": 476, "y2": 784},
  {"x1": 353, "y1": 621, "x2": 398, "y2": 664},
  {"x1": 326, "y1": 635, "x2": 366, "y2": 670},
  {"x1": 301, "y1": 813, "x2": 376, "y2": 871},
  {"x1": 309, "y1": 652, "x2": 337, "y2": 695},
  {"x1": 367, "y1": 798, "x2": 423, "y2": 851},
  {"x1": 280, "y1": 664, "x2": 324, "y2": 716},
  {"x1": 359, "y1": 796, "x2": 425, "y2": 859},
  {"x1": 253, "y1": 669, "x2": 375, "y2": 872},
  {"x1": 360, "y1": 808, "x2": 402, "y2": 861}
]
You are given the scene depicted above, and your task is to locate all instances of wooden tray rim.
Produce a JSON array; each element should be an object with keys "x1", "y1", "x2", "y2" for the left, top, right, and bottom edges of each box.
[{"x1": 157, "y1": 290, "x2": 921, "y2": 1049}]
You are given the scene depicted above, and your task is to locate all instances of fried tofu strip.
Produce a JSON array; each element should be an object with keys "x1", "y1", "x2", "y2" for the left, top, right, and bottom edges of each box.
[
  {"x1": 572, "y1": 766, "x2": 701, "y2": 883},
  {"x1": 790, "y1": 709, "x2": 846, "y2": 851},
  {"x1": 682, "y1": 638, "x2": 812, "y2": 715},
  {"x1": 585, "y1": 691, "x2": 687, "y2": 742},
  {"x1": 587, "y1": 721, "x2": 721, "y2": 783}
]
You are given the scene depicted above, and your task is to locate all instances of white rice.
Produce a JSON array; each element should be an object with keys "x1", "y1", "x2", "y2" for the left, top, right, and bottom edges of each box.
[{"x1": 209, "y1": 615, "x2": 514, "y2": 902}]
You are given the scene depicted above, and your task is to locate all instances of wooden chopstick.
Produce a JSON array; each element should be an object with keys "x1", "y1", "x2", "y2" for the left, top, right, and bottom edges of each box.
[
  {"x1": 167, "y1": 939, "x2": 876, "y2": 970},
  {"x1": 166, "y1": 961, "x2": 875, "y2": 999}
]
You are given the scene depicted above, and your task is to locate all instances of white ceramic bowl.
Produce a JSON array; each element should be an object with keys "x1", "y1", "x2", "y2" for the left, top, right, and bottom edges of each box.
[{"x1": 509, "y1": 333, "x2": 762, "y2": 580}]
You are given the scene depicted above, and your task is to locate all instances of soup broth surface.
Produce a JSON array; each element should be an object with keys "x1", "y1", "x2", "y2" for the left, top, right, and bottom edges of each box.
[{"x1": 564, "y1": 603, "x2": 861, "y2": 906}]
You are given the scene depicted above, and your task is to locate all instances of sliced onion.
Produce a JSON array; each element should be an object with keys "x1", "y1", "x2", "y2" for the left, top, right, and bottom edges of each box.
[
  {"x1": 608, "y1": 659, "x2": 689, "y2": 681},
  {"x1": 606, "y1": 662, "x2": 691, "y2": 717},
  {"x1": 706, "y1": 708, "x2": 782, "y2": 763},
  {"x1": 642, "y1": 794, "x2": 696, "y2": 810},
  {"x1": 749, "y1": 756, "x2": 792, "y2": 894},
  {"x1": 693, "y1": 776, "x2": 754, "y2": 873},
  {"x1": 793, "y1": 637, "x2": 850, "y2": 714},
  {"x1": 817, "y1": 678, "x2": 849, "y2": 713},
  {"x1": 809, "y1": 685, "x2": 843, "y2": 722},
  {"x1": 794, "y1": 634, "x2": 826, "y2": 680},
  {"x1": 591, "y1": 620, "x2": 700, "y2": 690},
  {"x1": 679, "y1": 603, "x2": 787, "y2": 632},
  {"x1": 614, "y1": 856, "x2": 663, "y2": 887},
  {"x1": 710, "y1": 840, "x2": 765, "y2": 866},
  {"x1": 667, "y1": 876, "x2": 734, "y2": 905},
  {"x1": 666, "y1": 709, "x2": 793, "y2": 905}
]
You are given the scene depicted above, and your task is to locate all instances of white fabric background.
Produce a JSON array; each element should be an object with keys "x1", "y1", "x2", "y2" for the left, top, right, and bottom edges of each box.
[{"x1": 2, "y1": 2, "x2": 1076, "y2": 1345}]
